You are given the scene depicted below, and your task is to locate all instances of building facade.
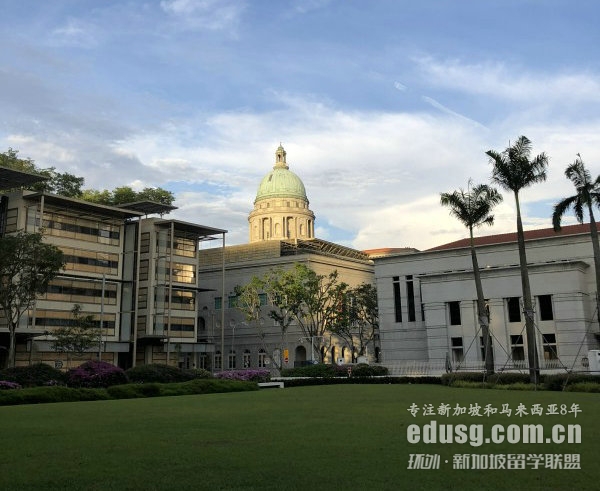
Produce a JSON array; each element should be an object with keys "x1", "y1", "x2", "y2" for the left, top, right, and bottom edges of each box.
[
  {"x1": 0, "y1": 179, "x2": 226, "y2": 369},
  {"x1": 374, "y1": 224, "x2": 600, "y2": 373},
  {"x1": 198, "y1": 145, "x2": 376, "y2": 372}
]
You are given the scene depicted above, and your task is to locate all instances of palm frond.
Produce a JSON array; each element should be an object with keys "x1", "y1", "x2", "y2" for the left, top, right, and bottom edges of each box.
[{"x1": 552, "y1": 195, "x2": 579, "y2": 230}]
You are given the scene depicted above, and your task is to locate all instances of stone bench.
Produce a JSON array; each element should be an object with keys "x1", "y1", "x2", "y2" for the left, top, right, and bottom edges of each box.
[{"x1": 258, "y1": 381, "x2": 284, "y2": 389}]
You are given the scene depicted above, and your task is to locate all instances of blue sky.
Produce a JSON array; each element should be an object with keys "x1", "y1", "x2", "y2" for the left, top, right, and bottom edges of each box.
[{"x1": 2, "y1": 0, "x2": 600, "y2": 250}]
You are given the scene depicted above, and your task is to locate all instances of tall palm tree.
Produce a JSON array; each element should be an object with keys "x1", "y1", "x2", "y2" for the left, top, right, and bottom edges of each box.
[
  {"x1": 486, "y1": 136, "x2": 548, "y2": 384},
  {"x1": 552, "y1": 154, "x2": 600, "y2": 318},
  {"x1": 441, "y1": 181, "x2": 503, "y2": 375}
]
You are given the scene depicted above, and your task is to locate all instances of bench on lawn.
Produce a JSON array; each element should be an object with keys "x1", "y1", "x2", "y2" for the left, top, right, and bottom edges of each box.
[{"x1": 258, "y1": 381, "x2": 284, "y2": 389}]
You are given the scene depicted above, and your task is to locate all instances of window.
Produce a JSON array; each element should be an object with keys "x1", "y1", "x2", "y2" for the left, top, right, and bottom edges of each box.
[
  {"x1": 451, "y1": 337, "x2": 463, "y2": 363},
  {"x1": 198, "y1": 353, "x2": 208, "y2": 370},
  {"x1": 258, "y1": 349, "x2": 267, "y2": 368},
  {"x1": 406, "y1": 275, "x2": 416, "y2": 322},
  {"x1": 542, "y1": 333, "x2": 558, "y2": 360},
  {"x1": 243, "y1": 350, "x2": 251, "y2": 368},
  {"x1": 479, "y1": 335, "x2": 493, "y2": 361},
  {"x1": 393, "y1": 276, "x2": 402, "y2": 322},
  {"x1": 214, "y1": 351, "x2": 222, "y2": 370},
  {"x1": 228, "y1": 295, "x2": 238, "y2": 309},
  {"x1": 510, "y1": 335, "x2": 525, "y2": 362},
  {"x1": 214, "y1": 297, "x2": 222, "y2": 310},
  {"x1": 448, "y1": 301, "x2": 461, "y2": 325},
  {"x1": 538, "y1": 295, "x2": 554, "y2": 321},
  {"x1": 259, "y1": 293, "x2": 267, "y2": 306},
  {"x1": 228, "y1": 350, "x2": 236, "y2": 369},
  {"x1": 507, "y1": 297, "x2": 521, "y2": 323}
]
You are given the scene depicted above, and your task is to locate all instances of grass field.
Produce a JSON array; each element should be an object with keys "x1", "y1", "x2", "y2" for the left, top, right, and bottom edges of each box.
[{"x1": 1, "y1": 384, "x2": 598, "y2": 490}]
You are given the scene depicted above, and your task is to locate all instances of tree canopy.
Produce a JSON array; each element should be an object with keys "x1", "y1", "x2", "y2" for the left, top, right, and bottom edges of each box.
[
  {"x1": 0, "y1": 232, "x2": 65, "y2": 367},
  {"x1": 1, "y1": 148, "x2": 175, "y2": 206}
]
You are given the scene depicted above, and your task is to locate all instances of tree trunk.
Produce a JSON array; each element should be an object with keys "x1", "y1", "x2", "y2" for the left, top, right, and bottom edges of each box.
[
  {"x1": 470, "y1": 227, "x2": 494, "y2": 375},
  {"x1": 587, "y1": 205, "x2": 600, "y2": 321},
  {"x1": 515, "y1": 192, "x2": 540, "y2": 384},
  {"x1": 8, "y1": 323, "x2": 17, "y2": 368}
]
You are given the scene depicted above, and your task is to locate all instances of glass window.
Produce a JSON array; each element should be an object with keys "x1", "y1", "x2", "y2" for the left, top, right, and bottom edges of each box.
[
  {"x1": 258, "y1": 349, "x2": 267, "y2": 368},
  {"x1": 507, "y1": 297, "x2": 521, "y2": 323},
  {"x1": 538, "y1": 295, "x2": 554, "y2": 321},
  {"x1": 450, "y1": 337, "x2": 463, "y2": 363},
  {"x1": 510, "y1": 335, "x2": 525, "y2": 362},
  {"x1": 406, "y1": 275, "x2": 416, "y2": 322},
  {"x1": 448, "y1": 301, "x2": 461, "y2": 325},
  {"x1": 542, "y1": 333, "x2": 558, "y2": 360},
  {"x1": 393, "y1": 276, "x2": 402, "y2": 323}
]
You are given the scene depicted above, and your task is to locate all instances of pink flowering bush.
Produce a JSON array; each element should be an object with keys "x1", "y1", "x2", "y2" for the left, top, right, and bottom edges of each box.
[
  {"x1": 66, "y1": 360, "x2": 128, "y2": 388},
  {"x1": 214, "y1": 369, "x2": 270, "y2": 383},
  {"x1": 0, "y1": 380, "x2": 21, "y2": 390}
]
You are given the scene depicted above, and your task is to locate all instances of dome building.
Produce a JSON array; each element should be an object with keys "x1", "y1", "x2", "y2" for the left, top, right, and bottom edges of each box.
[{"x1": 248, "y1": 145, "x2": 315, "y2": 243}]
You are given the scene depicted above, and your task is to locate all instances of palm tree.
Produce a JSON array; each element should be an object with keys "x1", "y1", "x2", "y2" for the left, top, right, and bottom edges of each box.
[
  {"x1": 552, "y1": 154, "x2": 600, "y2": 318},
  {"x1": 441, "y1": 181, "x2": 503, "y2": 376},
  {"x1": 486, "y1": 136, "x2": 548, "y2": 384}
]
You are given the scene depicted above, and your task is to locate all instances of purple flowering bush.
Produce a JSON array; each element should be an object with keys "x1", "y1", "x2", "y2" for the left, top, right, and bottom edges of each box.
[
  {"x1": 0, "y1": 380, "x2": 22, "y2": 390},
  {"x1": 214, "y1": 369, "x2": 270, "y2": 383},
  {"x1": 66, "y1": 360, "x2": 128, "y2": 388}
]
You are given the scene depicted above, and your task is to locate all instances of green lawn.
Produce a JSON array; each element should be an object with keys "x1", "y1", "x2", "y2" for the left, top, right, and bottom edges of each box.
[{"x1": 1, "y1": 384, "x2": 598, "y2": 490}]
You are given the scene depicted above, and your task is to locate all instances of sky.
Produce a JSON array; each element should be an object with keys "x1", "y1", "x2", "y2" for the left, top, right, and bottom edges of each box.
[{"x1": 2, "y1": 0, "x2": 600, "y2": 251}]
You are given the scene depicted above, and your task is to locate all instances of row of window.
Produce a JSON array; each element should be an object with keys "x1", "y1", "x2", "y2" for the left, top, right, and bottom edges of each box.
[
  {"x1": 447, "y1": 295, "x2": 554, "y2": 326},
  {"x1": 213, "y1": 349, "x2": 268, "y2": 370},
  {"x1": 393, "y1": 275, "x2": 418, "y2": 323},
  {"x1": 42, "y1": 278, "x2": 118, "y2": 306},
  {"x1": 450, "y1": 333, "x2": 558, "y2": 363},
  {"x1": 28, "y1": 211, "x2": 121, "y2": 245}
]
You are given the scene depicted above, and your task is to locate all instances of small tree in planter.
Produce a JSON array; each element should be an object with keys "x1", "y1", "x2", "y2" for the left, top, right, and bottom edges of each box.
[{"x1": 52, "y1": 304, "x2": 97, "y2": 368}]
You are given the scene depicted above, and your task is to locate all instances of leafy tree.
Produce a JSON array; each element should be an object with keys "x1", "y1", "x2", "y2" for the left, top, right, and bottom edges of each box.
[
  {"x1": 79, "y1": 188, "x2": 112, "y2": 205},
  {"x1": 283, "y1": 264, "x2": 349, "y2": 363},
  {"x1": 0, "y1": 148, "x2": 37, "y2": 173},
  {"x1": 52, "y1": 304, "x2": 98, "y2": 367},
  {"x1": 486, "y1": 136, "x2": 548, "y2": 384},
  {"x1": 0, "y1": 232, "x2": 65, "y2": 368},
  {"x1": 552, "y1": 154, "x2": 600, "y2": 318},
  {"x1": 138, "y1": 187, "x2": 176, "y2": 205},
  {"x1": 111, "y1": 186, "x2": 139, "y2": 205},
  {"x1": 329, "y1": 283, "x2": 379, "y2": 363},
  {"x1": 441, "y1": 180, "x2": 503, "y2": 375},
  {"x1": 235, "y1": 269, "x2": 297, "y2": 372}
]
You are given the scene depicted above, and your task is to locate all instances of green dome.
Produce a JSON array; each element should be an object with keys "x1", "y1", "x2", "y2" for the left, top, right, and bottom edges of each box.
[
  {"x1": 254, "y1": 145, "x2": 308, "y2": 202},
  {"x1": 255, "y1": 167, "x2": 307, "y2": 202}
]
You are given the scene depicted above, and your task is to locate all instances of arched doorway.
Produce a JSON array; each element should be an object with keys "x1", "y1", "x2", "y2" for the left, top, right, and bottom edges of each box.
[{"x1": 295, "y1": 345, "x2": 307, "y2": 367}]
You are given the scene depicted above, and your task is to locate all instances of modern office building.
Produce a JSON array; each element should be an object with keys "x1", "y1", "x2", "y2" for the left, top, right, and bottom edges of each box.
[{"x1": 0, "y1": 167, "x2": 226, "y2": 369}]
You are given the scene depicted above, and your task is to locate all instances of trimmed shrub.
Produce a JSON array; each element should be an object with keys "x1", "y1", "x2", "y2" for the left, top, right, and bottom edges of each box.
[
  {"x1": 280, "y1": 375, "x2": 442, "y2": 387},
  {"x1": 0, "y1": 380, "x2": 21, "y2": 390},
  {"x1": 182, "y1": 368, "x2": 212, "y2": 380},
  {"x1": 350, "y1": 364, "x2": 389, "y2": 377},
  {"x1": 107, "y1": 383, "x2": 161, "y2": 399},
  {"x1": 0, "y1": 363, "x2": 65, "y2": 387},
  {"x1": 543, "y1": 373, "x2": 600, "y2": 391},
  {"x1": 564, "y1": 382, "x2": 600, "y2": 393},
  {"x1": 126, "y1": 364, "x2": 194, "y2": 383},
  {"x1": 0, "y1": 386, "x2": 109, "y2": 406},
  {"x1": 214, "y1": 369, "x2": 270, "y2": 382},
  {"x1": 66, "y1": 361, "x2": 128, "y2": 388},
  {"x1": 441, "y1": 372, "x2": 531, "y2": 386},
  {"x1": 280, "y1": 364, "x2": 344, "y2": 378},
  {"x1": 159, "y1": 378, "x2": 258, "y2": 396}
]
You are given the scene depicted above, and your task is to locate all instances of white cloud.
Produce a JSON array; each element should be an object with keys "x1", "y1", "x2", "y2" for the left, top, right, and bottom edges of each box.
[
  {"x1": 160, "y1": 0, "x2": 246, "y2": 31},
  {"x1": 50, "y1": 18, "x2": 98, "y2": 48}
]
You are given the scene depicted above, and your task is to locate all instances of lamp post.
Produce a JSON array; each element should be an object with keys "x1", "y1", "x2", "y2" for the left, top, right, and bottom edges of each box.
[
  {"x1": 301, "y1": 335, "x2": 323, "y2": 364},
  {"x1": 229, "y1": 320, "x2": 236, "y2": 370}
]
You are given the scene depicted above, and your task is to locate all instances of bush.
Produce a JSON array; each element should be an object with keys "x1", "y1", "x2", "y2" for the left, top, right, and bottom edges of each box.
[
  {"x1": 564, "y1": 382, "x2": 600, "y2": 393},
  {"x1": 159, "y1": 378, "x2": 259, "y2": 397},
  {"x1": 543, "y1": 373, "x2": 600, "y2": 391},
  {"x1": 0, "y1": 380, "x2": 21, "y2": 390},
  {"x1": 0, "y1": 363, "x2": 65, "y2": 387},
  {"x1": 126, "y1": 364, "x2": 194, "y2": 383},
  {"x1": 280, "y1": 364, "x2": 345, "y2": 378},
  {"x1": 182, "y1": 368, "x2": 212, "y2": 380},
  {"x1": 214, "y1": 369, "x2": 270, "y2": 382},
  {"x1": 350, "y1": 364, "x2": 389, "y2": 377},
  {"x1": 107, "y1": 383, "x2": 161, "y2": 399},
  {"x1": 0, "y1": 386, "x2": 110, "y2": 406},
  {"x1": 441, "y1": 372, "x2": 531, "y2": 386},
  {"x1": 66, "y1": 361, "x2": 128, "y2": 388}
]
